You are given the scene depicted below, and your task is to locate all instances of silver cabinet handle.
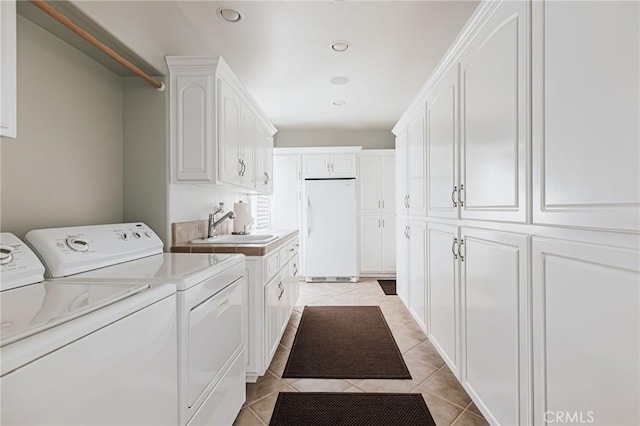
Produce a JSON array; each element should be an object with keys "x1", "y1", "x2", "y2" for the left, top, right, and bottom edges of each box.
[
  {"x1": 382, "y1": 200, "x2": 385, "y2": 209},
  {"x1": 452, "y1": 186, "x2": 458, "y2": 207},
  {"x1": 452, "y1": 237, "x2": 458, "y2": 260},
  {"x1": 378, "y1": 200, "x2": 381, "y2": 208},
  {"x1": 278, "y1": 282, "x2": 284, "y2": 300},
  {"x1": 238, "y1": 159, "x2": 243, "y2": 176},
  {"x1": 241, "y1": 159, "x2": 246, "y2": 176},
  {"x1": 407, "y1": 226, "x2": 411, "y2": 239},
  {"x1": 458, "y1": 239, "x2": 465, "y2": 262},
  {"x1": 459, "y1": 184, "x2": 465, "y2": 207},
  {"x1": 378, "y1": 219, "x2": 381, "y2": 228},
  {"x1": 406, "y1": 195, "x2": 410, "y2": 208},
  {"x1": 403, "y1": 226, "x2": 408, "y2": 239},
  {"x1": 382, "y1": 219, "x2": 385, "y2": 227},
  {"x1": 264, "y1": 172, "x2": 269, "y2": 185},
  {"x1": 293, "y1": 263, "x2": 298, "y2": 276}
]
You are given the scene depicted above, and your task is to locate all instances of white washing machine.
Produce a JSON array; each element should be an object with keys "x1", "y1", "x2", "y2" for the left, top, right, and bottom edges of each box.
[
  {"x1": 0, "y1": 232, "x2": 178, "y2": 425},
  {"x1": 26, "y1": 223, "x2": 247, "y2": 426}
]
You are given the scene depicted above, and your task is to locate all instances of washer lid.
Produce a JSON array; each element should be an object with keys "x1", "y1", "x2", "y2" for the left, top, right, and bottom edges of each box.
[{"x1": 1, "y1": 282, "x2": 149, "y2": 346}]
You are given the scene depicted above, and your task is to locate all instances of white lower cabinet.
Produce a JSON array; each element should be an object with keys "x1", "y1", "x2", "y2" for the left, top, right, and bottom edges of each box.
[
  {"x1": 426, "y1": 222, "x2": 460, "y2": 377},
  {"x1": 396, "y1": 217, "x2": 409, "y2": 306},
  {"x1": 460, "y1": 228, "x2": 529, "y2": 426},
  {"x1": 532, "y1": 237, "x2": 640, "y2": 426},
  {"x1": 407, "y1": 219, "x2": 427, "y2": 329},
  {"x1": 360, "y1": 215, "x2": 396, "y2": 274},
  {"x1": 245, "y1": 236, "x2": 299, "y2": 382}
]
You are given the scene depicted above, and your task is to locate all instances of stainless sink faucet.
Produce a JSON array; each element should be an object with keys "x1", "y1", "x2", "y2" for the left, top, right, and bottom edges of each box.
[{"x1": 208, "y1": 209, "x2": 236, "y2": 238}]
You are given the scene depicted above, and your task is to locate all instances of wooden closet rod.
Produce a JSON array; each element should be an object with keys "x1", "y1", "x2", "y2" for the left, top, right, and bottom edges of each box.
[{"x1": 29, "y1": 0, "x2": 165, "y2": 91}]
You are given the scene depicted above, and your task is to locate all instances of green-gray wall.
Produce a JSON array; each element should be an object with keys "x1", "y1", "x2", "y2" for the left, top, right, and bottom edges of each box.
[{"x1": 0, "y1": 17, "x2": 123, "y2": 238}]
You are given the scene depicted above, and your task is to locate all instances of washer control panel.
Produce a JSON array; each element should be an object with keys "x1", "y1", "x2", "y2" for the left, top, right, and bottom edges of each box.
[
  {"x1": 0, "y1": 233, "x2": 46, "y2": 291},
  {"x1": 25, "y1": 223, "x2": 163, "y2": 278}
]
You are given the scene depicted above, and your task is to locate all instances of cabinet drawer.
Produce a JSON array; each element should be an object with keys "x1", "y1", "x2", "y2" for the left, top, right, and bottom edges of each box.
[{"x1": 264, "y1": 251, "x2": 280, "y2": 281}]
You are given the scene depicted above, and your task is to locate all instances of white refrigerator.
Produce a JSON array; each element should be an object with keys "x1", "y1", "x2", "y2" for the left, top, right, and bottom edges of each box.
[{"x1": 303, "y1": 179, "x2": 358, "y2": 282}]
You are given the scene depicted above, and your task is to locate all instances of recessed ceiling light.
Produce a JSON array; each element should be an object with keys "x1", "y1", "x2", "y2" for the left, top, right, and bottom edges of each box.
[
  {"x1": 331, "y1": 40, "x2": 350, "y2": 52},
  {"x1": 333, "y1": 100, "x2": 346, "y2": 106},
  {"x1": 217, "y1": 7, "x2": 243, "y2": 23},
  {"x1": 330, "y1": 76, "x2": 351, "y2": 85}
]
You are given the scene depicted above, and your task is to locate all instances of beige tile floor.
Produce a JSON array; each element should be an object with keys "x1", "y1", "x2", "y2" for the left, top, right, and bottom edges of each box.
[{"x1": 233, "y1": 279, "x2": 489, "y2": 426}]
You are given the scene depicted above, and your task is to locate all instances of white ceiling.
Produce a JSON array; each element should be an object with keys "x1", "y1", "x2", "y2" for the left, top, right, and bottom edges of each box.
[
  {"x1": 175, "y1": 1, "x2": 479, "y2": 130},
  {"x1": 66, "y1": 1, "x2": 478, "y2": 131}
]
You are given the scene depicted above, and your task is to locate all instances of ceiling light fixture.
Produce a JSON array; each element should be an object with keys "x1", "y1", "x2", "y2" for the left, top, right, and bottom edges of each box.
[
  {"x1": 330, "y1": 76, "x2": 351, "y2": 85},
  {"x1": 333, "y1": 100, "x2": 346, "y2": 106},
  {"x1": 217, "y1": 7, "x2": 243, "y2": 23},
  {"x1": 331, "y1": 40, "x2": 350, "y2": 52}
]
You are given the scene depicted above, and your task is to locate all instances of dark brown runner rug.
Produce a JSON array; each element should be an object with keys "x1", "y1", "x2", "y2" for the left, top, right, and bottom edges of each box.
[
  {"x1": 269, "y1": 392, "x2": 436, "y2": 426},
  {"x1": 282, "y1": 306, "x2": 411, "y2": 379},
  {"x1": 378, "y1": 279, "x2": 397, "y2": 295}
]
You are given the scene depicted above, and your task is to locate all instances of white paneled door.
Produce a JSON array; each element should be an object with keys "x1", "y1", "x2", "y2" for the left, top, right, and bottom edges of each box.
[
  {"x1": 532, "y1": 0, "x2": 640, "y2": 232},
  {"x1": 408, "y1": 219, "x2": 427, "y2": 328},
  {"x1": 532, "y1": 237, "x2": 640, "y2": 426},
  {"x1": 461, "y1": 228, "x2": 529, "y2": 426},
  {"x1": 427, "y1": 65, "x2": 459, "y2": 219},
  {"x1": 396, "y1": 218, "x2": 409, "y2": 306},
  {"x1": 460, "y1": 0, "x2": 529, "y2": 223},
  {"x1": 407, "y1": 113, "x2": 427, "y2": 217},
  {"x1": 426, "y1": 222, "x2": 460, "y2": 377}
]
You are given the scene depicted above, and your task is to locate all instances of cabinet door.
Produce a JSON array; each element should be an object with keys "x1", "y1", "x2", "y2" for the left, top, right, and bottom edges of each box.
[
  {"x1": 274, "y1": 155, "x2": 302, "y2": 186},
  {"x1": 330, "y1": 154, "x2": 357, "y2": 178},
  {"x1": 239, "y1": 106, "x2": 255, "y2": 189},
  {"x1": 287, "y1": 253, "x2": 300, "y2": 310},
  {"x1": 359, "y1": 157, "x2": 382, "y2": 214},
  {"x1": 461, "y1": 228, "x2": 528, "y2": 426},
  {"x1": 360, "y1": 216, "x2": 382, "y2": 273},
  {"x1": 0, "y1": 0, "x2": 16, "y2": 138},
  {"x1": 532, "y1": 1, "x2": 640, "y2": 231},
  {"x1": 265, "y1": 275, "x2": 283, "y2": 360},
  {"x1": 426, "y1": 222, "x2": 460, "y2": 377},
  {"x1": 532, "y1": 237, "x2": 639, "y2": 426},
  {"x1": 427, "y1": 66, "x2": 459, "y2": 219},
  {"x1": 217, "y1": 78, "x2": 242, "y2": 185},
  {"x1": 171, "y1": 73, "x2": 214, "y2": 182},
  {"x1": 396, "y1": 132, "x2": 409, "y2": 215},
  {"x1": 304, "y1": 154, "x2": 330, "y2": 178},
  {"x1": 254, "y1": 124, "x2": 273, "y2": 193},
  {"x1": 272, "y1": 187, "x2": 302, "y2": 231},
  {"x1": 396, "y1": 218, "x2": 409, "y2": 305},
  {"x1": 407, "y1": 112, "x2": 426, "y2": 216},
  {"x1": 380, "y1": 215, "x2": 396, "y2": 272},
  {"x1": 460, "y1": 0, "x2": 528, "y2": 223},
  {"x1": 380, "y1": 155, "x2": 395, "y2": 214},
  {"x1": 408, "y1": 219, "x2": 427, "y2": 328}
]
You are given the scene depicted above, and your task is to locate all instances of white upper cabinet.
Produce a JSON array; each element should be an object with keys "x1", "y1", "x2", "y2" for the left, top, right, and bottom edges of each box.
[
  {"x1": 459, "y1": 0, "x2": 529, "y2": 223},
  {"x1": 396, "y1": 131, "x2": 409, "y2": 215},
  {"x1": 304, "y1": 154, "x2": 357, "y2": 178},
  {"x1": 407, "y1": 111, "x2": 427, "y2": 216},
  {"x1": 426, "y1": 65, "x2": 459, "y2": 219},
  {"x1": 532, "y1": 1, "x2": 640, "y2": 232},
  {"x1": 167, "y1": 57, "x2": 276, "y2": 193},
  {"x1": 359, "y1": 151, "x2": 395, "y2": 215},
  {"x1": 1, "y1": 0, "x2": 16, "y2": 138},
  {"x1": 273, "y1": 155, "x2": 302, "y2": 187},
  {"x1": 218, "y1": 76, "x2": 243, "y2": 185},
  {"x1": 532, "y1": 237, "x2": 639, "y2": 426}
]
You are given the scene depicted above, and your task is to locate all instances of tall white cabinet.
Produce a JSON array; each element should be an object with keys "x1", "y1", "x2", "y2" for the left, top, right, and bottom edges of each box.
[
  {"x1": 393, "y1": 1, "x2": 640, "y2": 425},
  {"x1": 359, "y1": 150, "x2": 396, "y2": 275}
]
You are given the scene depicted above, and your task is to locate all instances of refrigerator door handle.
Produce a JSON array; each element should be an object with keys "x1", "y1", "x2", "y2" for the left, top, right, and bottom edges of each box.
[{"x1": 307, "y1": 197, "x2": 311, "y2": 237}]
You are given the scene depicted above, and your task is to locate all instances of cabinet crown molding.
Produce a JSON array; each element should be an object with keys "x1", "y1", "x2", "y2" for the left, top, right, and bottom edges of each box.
[{"x1": 273, "y1": 146, "x2": 363, "y2": 155}]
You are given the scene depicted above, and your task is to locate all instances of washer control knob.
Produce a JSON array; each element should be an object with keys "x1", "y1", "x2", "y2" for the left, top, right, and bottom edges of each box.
[
  {"x1": 133, "y1": 232, "x2": 141, "y2": 239},
  {"x1": 66, "y1": 237, "x2": 89, "y2": 252},
  {"x1": 145, "y1": 231, "x2": 153, "y2": 238},
  {"x1": 121, "y1": 233, "x2": 129, "y2": 241},
  {"x1": 0, "y1": 245, "x2": 14, "y2": 265}
]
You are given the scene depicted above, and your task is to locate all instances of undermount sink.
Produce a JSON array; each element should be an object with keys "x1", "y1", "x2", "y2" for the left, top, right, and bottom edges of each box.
[{"x1": 191, "y1": 234, "x2": 277, "y2": 245}]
